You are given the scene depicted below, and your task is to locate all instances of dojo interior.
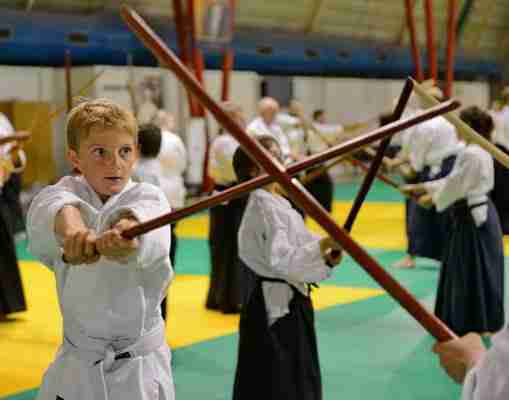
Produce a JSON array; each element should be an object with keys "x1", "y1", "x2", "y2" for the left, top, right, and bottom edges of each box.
[{"x1": 1, "y1": 1, "x2": 509, "y2": 399}]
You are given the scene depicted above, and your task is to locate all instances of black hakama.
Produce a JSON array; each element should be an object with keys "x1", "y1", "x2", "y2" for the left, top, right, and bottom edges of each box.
[
  {"x1": 304, "y1": 167, "x2": 333, "y2": 213},
  {"x1": 0, "y1": 199, "x2": 26, "y2": 316},
  {"x1": 408, "y1": 155, "x2": 456, "y2": 261},
  {"x1": 491, "y1": 144, "x2": 509, "y2": 234},
  {"x1": 206, "y1": 184, "x2": 245, "y2": 313},
  {"x1": 233, "y1": 277, "x2": 322, "y2": 400},
  {"x1": 160, "y1": 224, "x2": 177, "y2": 320},
  {"x1": 1, "y1": 174, "x2": 25, "y2": 234},
  {"x1": 435, "y1": 199, "x2": 505, "y2": 336}
]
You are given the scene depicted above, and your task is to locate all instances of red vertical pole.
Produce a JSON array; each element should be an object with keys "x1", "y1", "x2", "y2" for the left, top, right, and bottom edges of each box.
[
  {"x1": 172, "y1": 0, "x2": 190, "y2": 65},
  {"x1": 173, "y1": 0, "x2": 200, "y2": 116},
  {"x1": 445, "y1": 0, "x2": 458, "y2": 99},
  {"x1": 221, "y1": 49, "x2": 234, "y2": 101},
  {"x1": 424, "y1": 0, "x2": 437, "y2": 81},
  {"x1": 192, "y1": 47, "x2": 206, "y2": 117},
  {"x1": 64, "y1": 49, "x2": 73, "y2": 112},
  {"x1": 404, "y1": 0, "x2": 424, "y2": 82}
]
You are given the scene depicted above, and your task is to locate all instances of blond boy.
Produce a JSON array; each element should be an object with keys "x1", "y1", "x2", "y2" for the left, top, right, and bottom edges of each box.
[{"x1": 27, "y1": 99, "x2": 174, "y2": 400}]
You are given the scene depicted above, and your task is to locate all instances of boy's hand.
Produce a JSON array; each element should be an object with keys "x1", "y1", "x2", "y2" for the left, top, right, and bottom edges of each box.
[
  {"x1": 62, "y1": 229, "x2": 100, "y2": 265},
  {"x1": 56, "y1": 205, "x2": 98, "y2": 265},
  {"x1": 432, "y1": 333, "x2": 486, "y2": 384},
  {"x1": 320, "y1": 237, "x2": 343, "y2": 267},
  {"x1": 96, "y1": 218, "x2": 139, "y2": 263}
]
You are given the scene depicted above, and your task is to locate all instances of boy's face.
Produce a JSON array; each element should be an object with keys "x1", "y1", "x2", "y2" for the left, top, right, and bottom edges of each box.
[{"x1": 68, "y1": 127, "x2": 138, "y2": 201}]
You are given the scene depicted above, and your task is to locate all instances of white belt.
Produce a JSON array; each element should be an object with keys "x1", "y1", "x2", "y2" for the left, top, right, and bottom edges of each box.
[{"x1": 63, "y1": 321, "x2": 166, "y2": 400}]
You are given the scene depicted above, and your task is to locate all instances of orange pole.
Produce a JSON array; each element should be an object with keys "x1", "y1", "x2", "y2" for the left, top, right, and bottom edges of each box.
[
  {"x1": 424, "y1": 0, "x2": 438, "y2": 81},
  {"x1": 445, "y1": 0, "x2": 458, "y2": 98},
  {"x1": 64, "y1": 49, "x2": 73, "y2": 112},
  {"x1": 404, "y1": 0, "x2": 424, "y2": 81},
  {"x1": 221, "y1": 49, "x2": 234, "y2": 101}
]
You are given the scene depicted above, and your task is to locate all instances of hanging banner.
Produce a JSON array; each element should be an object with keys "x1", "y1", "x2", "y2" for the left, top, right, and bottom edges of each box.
[{"x1": 194, "y1": 0, "x2": 235, "y2": 46}]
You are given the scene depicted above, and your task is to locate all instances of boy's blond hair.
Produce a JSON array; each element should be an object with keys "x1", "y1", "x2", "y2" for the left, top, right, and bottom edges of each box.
[{"x1": 66, "y1": 98, "x2": 138, "y2": 151}]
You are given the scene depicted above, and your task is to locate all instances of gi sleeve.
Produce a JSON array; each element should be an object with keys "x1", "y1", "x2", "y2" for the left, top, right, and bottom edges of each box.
[
  {"x1": 26, "y1": 184, "x2": 86, "y2": 270},
  {"x1": 260, "y1": 202, "x2": 332, "y2": 283},
  {"x1": 462, "y1": 330, "x2": 509, "y2": 400},
  {"x1": 104, "y1": 183, "x2": 172, "y2": 270}
]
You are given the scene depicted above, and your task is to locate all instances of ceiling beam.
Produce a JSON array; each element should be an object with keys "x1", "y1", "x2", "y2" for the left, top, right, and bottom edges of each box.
[{"x1": 304, "y1": 0, "x2": 326, "y2": 34}]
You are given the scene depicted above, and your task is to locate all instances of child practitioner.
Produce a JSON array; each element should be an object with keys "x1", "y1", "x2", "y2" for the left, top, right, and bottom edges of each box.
[
  {"x1": 231, "y1": 135, "x2": 342, "y2": 400},
  {"x1": 404, "y1": 105, "x2": 504, "y2": 337},
  {"x1": 27, "y1": 99, "x2": 174, "y2": 400}
]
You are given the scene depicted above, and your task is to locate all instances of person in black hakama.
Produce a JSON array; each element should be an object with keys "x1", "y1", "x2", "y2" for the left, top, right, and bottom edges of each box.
[
  {"x1": 0, "y1": 166, "x2": 27, "y2": 318},
  {"x1": 405, "y1": 106, "x2": 505, "y2": 336},
  {"x1": 232, "y1": 135, "x2": 342, "y2": 400},
  {"x1": 206, "y1": 102, "x2": 249, "y2": 313},
  {"x1": 390, "y1": 88, "x2": 464, "y2": 269}
]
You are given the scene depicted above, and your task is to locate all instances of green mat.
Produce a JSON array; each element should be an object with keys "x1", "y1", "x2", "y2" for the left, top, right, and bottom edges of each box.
[{"x1": 1, "y1": 180, "x2": 485, "y2": 400}]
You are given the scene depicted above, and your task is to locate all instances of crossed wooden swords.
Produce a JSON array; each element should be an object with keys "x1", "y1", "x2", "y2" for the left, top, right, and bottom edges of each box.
[{"x1": 118, "y1": 5, "x2": 509, "y2": 343}]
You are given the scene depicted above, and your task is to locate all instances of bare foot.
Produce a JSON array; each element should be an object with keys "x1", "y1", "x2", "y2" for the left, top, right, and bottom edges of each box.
[{"x1": 392, "y1": 256, "x2": 416, "y2": 269}]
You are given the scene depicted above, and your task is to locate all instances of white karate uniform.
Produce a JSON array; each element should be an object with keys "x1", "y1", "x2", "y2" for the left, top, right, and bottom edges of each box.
[
  {"x1": 238, "y1": 189, "x2": 332, "y2": 325},
  {"x1": 246, "y1": 117, "x2": 292, "y2": 163},
  {"x1": 276, "y1": 113, "x2": 307, "y2": 157},
  {"x1": 158, "y1": 130, "x2": 187, "y2": 209},
  {"x1": 208, "y1": 132, "x2": 239, "y2": 186},
  {"x1": 307, "y1": 122, "x2": 344, "y2": 154},
  {"x1": 398, "y1": 113, "x2": 464, "y2": 176},
  {"x1": 462, "y1": 328, "x2": 509, "y2": 400},
  {"x1": 27, "y1": 175, "x2": 175, "y2": 400},
  {"x1": 424, "y1": 144, "x2": 494, "y2": 226}
]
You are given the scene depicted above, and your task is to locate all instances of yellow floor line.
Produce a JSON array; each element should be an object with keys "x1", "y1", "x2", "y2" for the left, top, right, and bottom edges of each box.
[{"x1": 177, "y1": 201, "x2": 408, "y2": 250}]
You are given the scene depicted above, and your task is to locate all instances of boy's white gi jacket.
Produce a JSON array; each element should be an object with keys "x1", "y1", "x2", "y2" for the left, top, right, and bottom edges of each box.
[{"x1": 27, "y1": 176, "x2": 174, "y2": 400}]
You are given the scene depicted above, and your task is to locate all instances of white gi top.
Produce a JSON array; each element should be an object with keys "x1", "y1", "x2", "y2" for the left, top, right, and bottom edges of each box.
[
  {"x1": 400, "y1": 114, "x2": 464, "y2": 176},
  {"x1": 494, "y1": 106, "x2": 509, "y2": 150},
  {"x1": 424, "y1": 144, "x2": 494, "y2": 226},
  {"x1": 158, "y1": 130, "x2": 187, "y2": 208},
  {"x1": 307, "y1": 122, "x2": 344, "y2": 154},
  {"x1": 0, "y1": 112, "x2": 14, "y2": 156},
  {"x1": 238, "y1": 189, "x2": 332, "y2": 325},
  {"x1": 27, "y1": 175, "x2": 174, "y2": 400},
  {"x1": 276, "y1": 112, "x2": 307, "y2": 157},
  {"x1": 247, "y1": 116, "x2": 292, "y2": 163},
  {"x1": 462, "y1": 328, "x2": 509, "y2": 400},
  {"x1": 209, "y1": 132, "x2": 239, "y2": 186}
]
